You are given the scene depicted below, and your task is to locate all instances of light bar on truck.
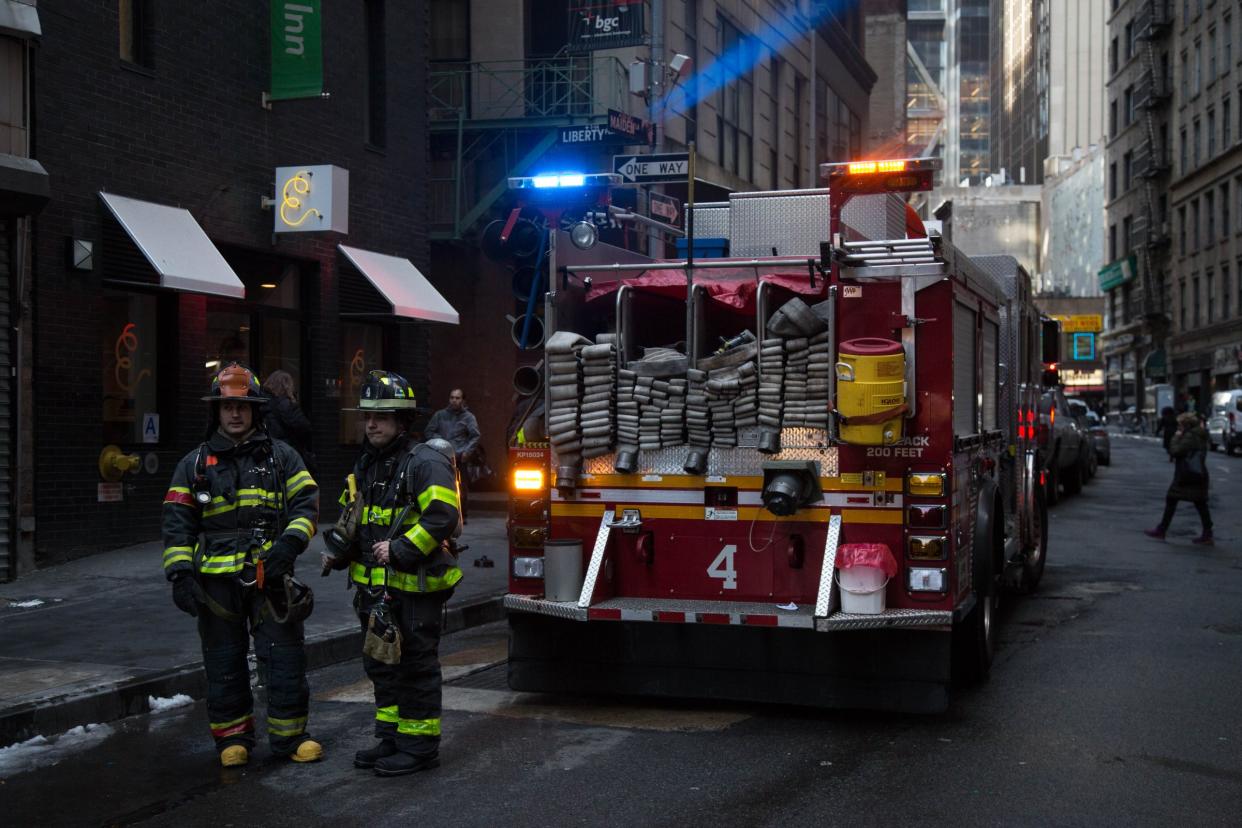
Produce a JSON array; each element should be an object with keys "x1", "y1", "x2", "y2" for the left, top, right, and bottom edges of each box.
[
  {"x1": 508, "y1": 173, "x2": 622, "y2": 190},
  {"x1": 822, "y1": 157, "x2": 940, "y2": 177},
  {"x1": 513, "y1": 468, "x2": 545, "y2": 491}
]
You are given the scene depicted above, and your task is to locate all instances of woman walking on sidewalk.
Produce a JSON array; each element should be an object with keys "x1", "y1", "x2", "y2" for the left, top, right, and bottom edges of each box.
[{"x1": 1145, "y1": 412, "x2": 1214, "y2": 545}]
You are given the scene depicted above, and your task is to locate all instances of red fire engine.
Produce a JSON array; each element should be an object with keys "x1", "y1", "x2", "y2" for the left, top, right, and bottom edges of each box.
[{"x1": 503, "y1": 158, "x2": 1050, "y2": 713}]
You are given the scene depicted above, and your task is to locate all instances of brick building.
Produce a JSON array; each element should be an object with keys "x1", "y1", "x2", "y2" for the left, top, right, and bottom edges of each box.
[{"x1": 19, "y1": 1, "x2": 446, "y2": 570}]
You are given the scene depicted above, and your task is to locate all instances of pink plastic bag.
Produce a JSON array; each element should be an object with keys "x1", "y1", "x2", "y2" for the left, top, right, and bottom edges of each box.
[{"x1": 836, "y1": 543, "x2": 898, "y2": 578}]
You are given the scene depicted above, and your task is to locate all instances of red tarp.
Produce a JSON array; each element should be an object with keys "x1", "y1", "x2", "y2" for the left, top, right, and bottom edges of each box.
[{"x1": 585, "y1": 267, "x2": 825, "y2": 315}]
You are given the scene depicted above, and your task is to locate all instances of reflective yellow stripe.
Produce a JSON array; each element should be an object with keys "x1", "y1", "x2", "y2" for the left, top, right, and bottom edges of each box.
[
  {"x1": 397, "y1": 717, "x2": 441, "y2": 736},
  {"x1": 406, "y1": 523, "x2": 438, "y2": 554},
  {"x1": 168, "y1": 486, "x2": 192, "y2": 494},
  {"x1": 286, "y1": 517, "x2": 315, "y2": 540},
  {"x1": 211, "y1": 713, "x2": 254, "y2": 730},
  {"x1": 268, "y1": 715, "x2": 307, "y2": 737},
  {"x1": 200, "y1": 553, "x2": 246, "y2": 574},
  {"x1": 376, "y1": 706, "x2": 398, "y2": 723},
  {"x1": 163, "y1": 546, "x2": 193, "y2": 566},
  {"x1": 417, "y1": 485, "x2": 459, "y2": 511},
  {"x1": 286, "y1": 470, "x2": 316, "y2": 497},
  {"x1": 338, "y1": 489, "x2": 348, "y2": 507},
  {"x1": 348, "y1": 562, "x2": 463, "y2": 593}
]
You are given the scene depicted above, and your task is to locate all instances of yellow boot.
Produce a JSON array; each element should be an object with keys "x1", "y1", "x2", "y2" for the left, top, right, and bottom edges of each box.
[
  {"x1": 291, "y1": 739, "x2": 323, "y2": 763},
  {"x1": 219, "y1": 745, "x2": 249, "y2": 768}
]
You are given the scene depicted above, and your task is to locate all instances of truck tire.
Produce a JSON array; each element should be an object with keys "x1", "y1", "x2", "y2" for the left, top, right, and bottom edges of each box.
[
  {"x1": 1044, "y1": 448, "x2": 1060, "y2": 506},
  {"x1": 1019, "y1": 487, "x2": 1048, "y2": 593},
  {"x1": 954, "y1": 491, "x2": 999, "y2": 685}
]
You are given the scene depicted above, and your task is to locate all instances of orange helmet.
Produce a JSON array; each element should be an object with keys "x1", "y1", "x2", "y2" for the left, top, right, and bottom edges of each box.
[{"x1": 203, "y1": 363, "x2": 267, "y2": 402}]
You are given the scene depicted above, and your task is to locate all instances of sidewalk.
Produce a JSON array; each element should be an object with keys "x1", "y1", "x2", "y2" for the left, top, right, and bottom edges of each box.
[{"x1": 0, "y1": 515, "x2": 510, "y2": 747}]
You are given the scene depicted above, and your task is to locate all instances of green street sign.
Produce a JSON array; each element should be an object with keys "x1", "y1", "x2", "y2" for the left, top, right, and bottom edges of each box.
[
  {"x1": 270, "y1": 1, "x2": 323, "y2": 101},
  {"x1": 1097, "y1": 253, "x2": 1138, "y2": 292}
]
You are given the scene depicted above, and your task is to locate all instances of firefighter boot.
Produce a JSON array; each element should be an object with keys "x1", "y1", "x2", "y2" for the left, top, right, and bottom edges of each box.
[
  {"x1": 373, "y1": 751, "x2": 440, "y2": 777},
  {"x1": 290, "y1": 739, "x2": 323, "y2": 763},
  {"x1": 354, "y1": 739, "x2": 398, "y2": 769},
  {"x1": 220, "y1": 745, "x2": 249, "y2": 768}
]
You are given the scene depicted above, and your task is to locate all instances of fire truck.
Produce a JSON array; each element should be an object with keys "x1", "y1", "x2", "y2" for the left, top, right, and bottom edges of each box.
[{"x1": 503, "y1": 158, "x2": 1050, "y2": 713}]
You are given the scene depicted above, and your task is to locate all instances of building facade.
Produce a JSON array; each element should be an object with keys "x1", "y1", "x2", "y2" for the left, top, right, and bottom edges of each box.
[
  {"x1": 425, "y1": 0, "x2": 877, "y2": 479},
  {"x1": 1101, "y1": 0, "x2": 1175, "y2": 416},
  {"x1": 1167, "y1": 0, "x2": 1242, "y2": 411},
  {"x1": 1041, "y1": 146, "x2": 1106, "y2": 297},
  {"x1": 22, "y1": 2, "x2": 443, "y2": 569}
]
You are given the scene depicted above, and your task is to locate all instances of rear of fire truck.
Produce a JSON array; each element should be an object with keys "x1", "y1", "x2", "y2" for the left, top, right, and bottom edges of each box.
[{"x1": 504, "y1": 158, "x2": 1048, "y2": 714}]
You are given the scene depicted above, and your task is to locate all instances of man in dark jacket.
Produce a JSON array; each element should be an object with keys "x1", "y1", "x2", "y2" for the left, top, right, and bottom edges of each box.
[
  {"x1": 1145, "y1": 412, "x2": 1213, "y2": 544},
  {"x1": 323, "y1": 370, "x2": 462, "y2": 777},
  {"x1": 425, "y1": 388, "x2": 481, "y2": 520},
  {"x1": 162, "y1": 363, "x2": 321, "y2": 767}
]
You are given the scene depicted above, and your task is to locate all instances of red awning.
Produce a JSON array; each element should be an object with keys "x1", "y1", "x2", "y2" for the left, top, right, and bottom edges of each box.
[{"x1": 585, "y1": 267, "x2": 825, "y2": 314}]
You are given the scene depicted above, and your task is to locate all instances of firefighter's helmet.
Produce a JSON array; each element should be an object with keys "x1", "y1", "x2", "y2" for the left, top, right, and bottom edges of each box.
[
  {"x1": 203, "y1": 362, "x2": 267, "y2": 402},
  {"x1": 347, "y1": 370, "x2": 418, "y2": 412}
]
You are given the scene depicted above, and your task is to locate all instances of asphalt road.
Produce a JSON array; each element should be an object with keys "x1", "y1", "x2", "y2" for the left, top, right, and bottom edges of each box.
[{"x1": 2, "y1": 437, "x2": 1240, "y2": 827}]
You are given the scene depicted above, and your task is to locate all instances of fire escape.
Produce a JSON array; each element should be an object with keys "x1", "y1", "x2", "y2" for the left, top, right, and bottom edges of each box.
[
  {"x1": 1132, "y1": 0, "x2": 1173, "y2": 327},
  {"x1": 428, "y1": 55, "x2": 630, "y2": 241}
]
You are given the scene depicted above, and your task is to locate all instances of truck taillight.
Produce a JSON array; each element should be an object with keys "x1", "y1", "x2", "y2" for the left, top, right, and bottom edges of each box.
[
  {"x1": 907, "y1": 472, "x2": 946, "y2": 496},
  {"x1": 512, "y1": 556, "x2": 545, "y2": 579},
  {"x1": 907, "y1": 504, "x2": 947, "y2": 529},
  {"x1": 907, "y1": 567, "x2": 947, "y2": 593},
  {"x1": 513, "y1": 468, "x2": 545, "y2": 491},
  {"x1": 908, "y1": 536, "x2": 947, "y2": 560}
]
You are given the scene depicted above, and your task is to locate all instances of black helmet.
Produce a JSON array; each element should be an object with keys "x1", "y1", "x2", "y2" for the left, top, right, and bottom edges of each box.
[
  {"x1": 266, "y1": 575, "x2": 314, "y2": 624},
  {"x1": 203, "y1": 363, "x2": 267, "y2": 402},
  {"x1": 346, "y1": 370, "x2": 418, "y2": 412}
]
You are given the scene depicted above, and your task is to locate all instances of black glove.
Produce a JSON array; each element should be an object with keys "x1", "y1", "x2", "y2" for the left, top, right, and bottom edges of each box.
[
  {"x1": 171, "y1": 573, "x2": 198, "y2": 617},
  {"x1": 263, "y1": 537, "x2": 300, "y2": 583}
]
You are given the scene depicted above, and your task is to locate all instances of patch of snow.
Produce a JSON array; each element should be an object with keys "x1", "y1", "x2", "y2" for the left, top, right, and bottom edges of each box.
[
  {"x1": 147, "y1": 694, "x2": 194, "y2": 713},
  {"x1": 7, "y1": 599, "x2": 44, "y2": 609},
  {"x1": 0, "y1": 723, "x2": 113, "y2": 778}
]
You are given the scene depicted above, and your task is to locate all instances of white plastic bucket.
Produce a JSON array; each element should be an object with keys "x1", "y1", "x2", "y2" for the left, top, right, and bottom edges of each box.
[
  {"x1": 836, "y1": 566, "x2": 888, "y2": 615},
  {"x1": 543, "y1": 539, "x2": 584, "y2": 602}
]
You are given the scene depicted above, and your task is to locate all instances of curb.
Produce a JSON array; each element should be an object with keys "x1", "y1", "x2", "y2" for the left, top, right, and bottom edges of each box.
[{"x1": 0, "y1": 593, "x2": 507, "y2": 749}]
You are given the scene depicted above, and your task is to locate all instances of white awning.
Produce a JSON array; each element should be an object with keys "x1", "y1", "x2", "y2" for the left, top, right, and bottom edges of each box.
[
  {"x1": 338, "y1": 244, "x2": 459, "y2": 324},
  {"x1": 0, "y1": 1, "x2": 41, "y2": 38},
  {"x1": 100, "y1": 192, "x2": 245, "y2": 299}
]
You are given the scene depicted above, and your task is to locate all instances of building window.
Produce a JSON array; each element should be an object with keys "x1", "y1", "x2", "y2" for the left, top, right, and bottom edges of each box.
[
  {"x1": 1193, "y1": 275, "x2": 1201, "y2": 327},
  {"x1": 1125, "y1": 22, "x2": 1134, "y2": 61},
  {"x1": 1181, "y1": 51, "x2": 1189, "y2": 99},
  {"x1": 1209, "y1": 108, "x2": 1217, "y2": 157},
  {"x1": 1181, "y1": 126, "x2": 1189, "y2": 172},
  {"x1": 118, "y1": 0, "x2": 152, "y2": 67},
  {"x1": 1180, "y1": 280, "x2": 1187, "y2": 331},
  {"x1": 1110, "y1": 223, "x2": 1118, "y2": 261},
  {"x1": 1194, "y1": 118, "x2": 1202, "y2": 166},
  {"x1": 1226, "y1": 97, "x2": 1233, "y2": 146},
  {"x1": 683, "y1": 0, "x2": 699, "y2": 145},
  {"x1": 716, "y1": 16, "x2": 754, "y2": 178},
  {"x1": 1109, "y1": 162, "x2": 1118, "y2": 200},
  {"x1": 1224, "y1": 262, "x2": 1232, "y2": 320},
  {"x1": 1124, "y1": 85, "x2": 1135, "y2": 125},
  {"x1": 364, "y1": 0, "x2": 387, "y2": 147},
  {"x1": 1207, "y1": 190, "x2": 1216, "y2": 244},
  {"x1": 1111, "y1": 37, "x2": 1118, "y2": 75},
  {"x1": 102, "y1": 292, "x2": 160, "y2": 444},
  {"x1": 1226, "y1": 16, "x2": 1233, "y2": 72},
  {"x1": 1237, "y1": 259, "x2": 1242, "y2": 317},
  {"x1": 1195, "y1": 40, "x2": 1202, "y2": 95},
  {"x1": 339, "y1": 322, "x2": 387, "y2": 444},
  {"x1": 1123, "y1": 215, "x2": 1133, "y2": 255},
  {"x1": 1207, "y1": 268, "x2": 1216, "y2": 323},
  {"x1": 1123, "y1": 152, "x2": 1133, "y2": 191},
  {"x1": 1223, "y1": 182, "x2": 1231, "y2": 241},
  {"x1": 1210, "y1": 28, "x2": 1218, "y2": 80},
  {"x1": 1193, "y1": 197, "x2": 1201, "y2": 249},
  {"x1": 794, "y1": 73, "x2": 808, "y2": 186},
  {"x1": 1179, "y1": 205, "x2": 1188, "y2": 254}
]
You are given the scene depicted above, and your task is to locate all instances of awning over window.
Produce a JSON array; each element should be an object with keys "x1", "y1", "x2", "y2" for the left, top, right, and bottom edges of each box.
[
  {"x1": 0, "y1": 0, "x2": 41, "y2": 38},
  {"x1": 99, "y1": 192, "x2": 245, "y2": 299},
  {"x1": 338, "y1": 244, "x2": 459, "y2": 324}
]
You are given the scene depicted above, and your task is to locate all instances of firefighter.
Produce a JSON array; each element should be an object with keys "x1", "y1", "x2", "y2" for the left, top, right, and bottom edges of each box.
[
  {"x1": 161, "y1": 363, "x2": 321, "y2": 768},
  {"x1": 322, "y1": 370, "x2": 462, "y2": 777}
]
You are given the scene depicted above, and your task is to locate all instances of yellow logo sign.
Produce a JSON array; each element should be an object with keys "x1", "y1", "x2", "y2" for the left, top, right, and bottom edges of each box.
[
  {"x1": 1052, "y1": 314, "x2": 1103, "y2": 333},
  {"x1": 279, "y1": 170, "x2": 321, "y2": 228}
]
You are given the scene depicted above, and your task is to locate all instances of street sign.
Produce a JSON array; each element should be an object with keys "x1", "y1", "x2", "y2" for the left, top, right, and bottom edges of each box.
[
  {"x1": 558, "y1": 124, "x2": 629, "y2": 145},
  {"x1": 650, "y1": 191, "x2": 680, "y2": 224},
  {"x1": 1052, "y1": 314, "x2": 1103, "y2": 333},
  {"x1": 608, "y1": 109, "x2": 654, "y2": 145},
  {"x1": 613, "y1": 153, "x2": 690, "y2": 183}
]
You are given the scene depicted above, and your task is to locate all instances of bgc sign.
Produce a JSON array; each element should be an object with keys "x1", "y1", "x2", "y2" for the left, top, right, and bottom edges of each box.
[{"x1": 569, "y1": 1, "x2": 646, "y2": 52}]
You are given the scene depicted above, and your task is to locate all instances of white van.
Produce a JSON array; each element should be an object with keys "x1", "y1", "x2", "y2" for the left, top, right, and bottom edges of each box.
[{"x1": 1208, "y1": 390, "x2": 1242, "y2": 454}]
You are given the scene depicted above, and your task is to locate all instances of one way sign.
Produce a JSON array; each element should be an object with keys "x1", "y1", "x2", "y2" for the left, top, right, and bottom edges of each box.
[{"x1": 613, "y1": 152, "x2": 690, "y2": 183}]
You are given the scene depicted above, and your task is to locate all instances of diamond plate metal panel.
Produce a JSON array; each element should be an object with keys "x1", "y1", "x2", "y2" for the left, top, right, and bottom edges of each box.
[
  {"x1": 577, "y1": 510, "x2": 614, "y2": 608},
  {"x1": 814, "y1": 514, "x2": 842, "y2": 617},
  {"x1": 583, "y1": 430, "x2": 839, "y2": 476},
  {"x1": 815, "y1": 608, "x2": 954, "y2": 631},
  {"x1": 504, "y1": 594, "x2": 588, "y2": 621},
  {"x1": 728, "y1": 189, "x2": 830, "y2": 257},
  {"x1": 840, "y1": 193, "x2": 908, "y2": 242},
  {"x1": 688, "y1": 202, "x2": 730, "y2": 240}
]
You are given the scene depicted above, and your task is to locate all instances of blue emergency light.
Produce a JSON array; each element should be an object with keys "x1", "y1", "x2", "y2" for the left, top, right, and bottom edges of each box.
[{"x1": 508, "y1": 172, "x2": 621, "y2": 190}]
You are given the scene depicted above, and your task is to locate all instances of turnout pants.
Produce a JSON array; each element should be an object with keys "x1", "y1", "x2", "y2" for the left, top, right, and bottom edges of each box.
[
  {"x1": 356, "y1": 587, "x2": 452, "y2": 758},
  {"x1": 196, "y1": 575, "x2": 312, "y2": 756}
]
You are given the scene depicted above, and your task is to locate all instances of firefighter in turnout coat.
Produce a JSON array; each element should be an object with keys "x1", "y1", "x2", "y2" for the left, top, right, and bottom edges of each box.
[
  {"x1": 161, "y1": 363, "x2": 321, "y2": 768},
  {"x1": 322, "y1": 370, "x2": 462, "y2": 777}
]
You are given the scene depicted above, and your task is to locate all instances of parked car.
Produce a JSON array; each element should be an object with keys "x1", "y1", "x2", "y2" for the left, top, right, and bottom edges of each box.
[
  {"x1": 1039, "y1": 388, "x2": 1092, "y2": 503},
  {"x1": 1208, "y1": 389, "x2": 1242, "y2": 455},
  {"x1": 1082, "y1": 409, "x2": 1111, "y2": 466},
  {"x1": 1066, "y1": 398, "x2": 1103, "y2": 477}
]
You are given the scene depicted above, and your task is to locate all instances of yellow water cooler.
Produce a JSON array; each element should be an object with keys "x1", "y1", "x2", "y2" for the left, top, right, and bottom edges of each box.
[{"x1": 835, "y1": 338, "x2": 907, "y2": 445}]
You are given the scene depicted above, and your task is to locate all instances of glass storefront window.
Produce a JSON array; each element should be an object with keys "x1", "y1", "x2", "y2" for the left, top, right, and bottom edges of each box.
[
  {"x1": 204, "y1": 311, "x2": 251, "y2": 384},
  {"x1": 260, "y1": 317, "x2": 303, "y2": 381},
  {"x1": 101, "y1": 292, "x2": 158, "y2": 444},
  {"x1": 339, "y1": 322, "x2": 385, "y2": 444}
]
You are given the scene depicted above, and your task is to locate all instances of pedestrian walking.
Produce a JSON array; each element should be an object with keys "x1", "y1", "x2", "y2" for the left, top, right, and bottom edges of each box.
[
  {"x1": 424, "y1": 388, "x2": 481, "y2": 521},
  {"x1": 1158, "y1": 406, "x2": 1178, "y2": 459},
  {"x1": 1145, "y1": 411, "x2": 1214, "y2": 545},
  {"x1": 161, "y1": 363, "x2": 322, "y2": 768},
  {"x1": 262, "y1": 369, "x2": 319, "y2": 481},
  {"x1": 322, "y1": 370, "x2": 462, "y2": 777}
]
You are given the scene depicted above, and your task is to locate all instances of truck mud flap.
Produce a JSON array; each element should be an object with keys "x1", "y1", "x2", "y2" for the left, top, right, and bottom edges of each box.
[{"x1": 508, "y1": 611, "x2": 951, "y2": 714}]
